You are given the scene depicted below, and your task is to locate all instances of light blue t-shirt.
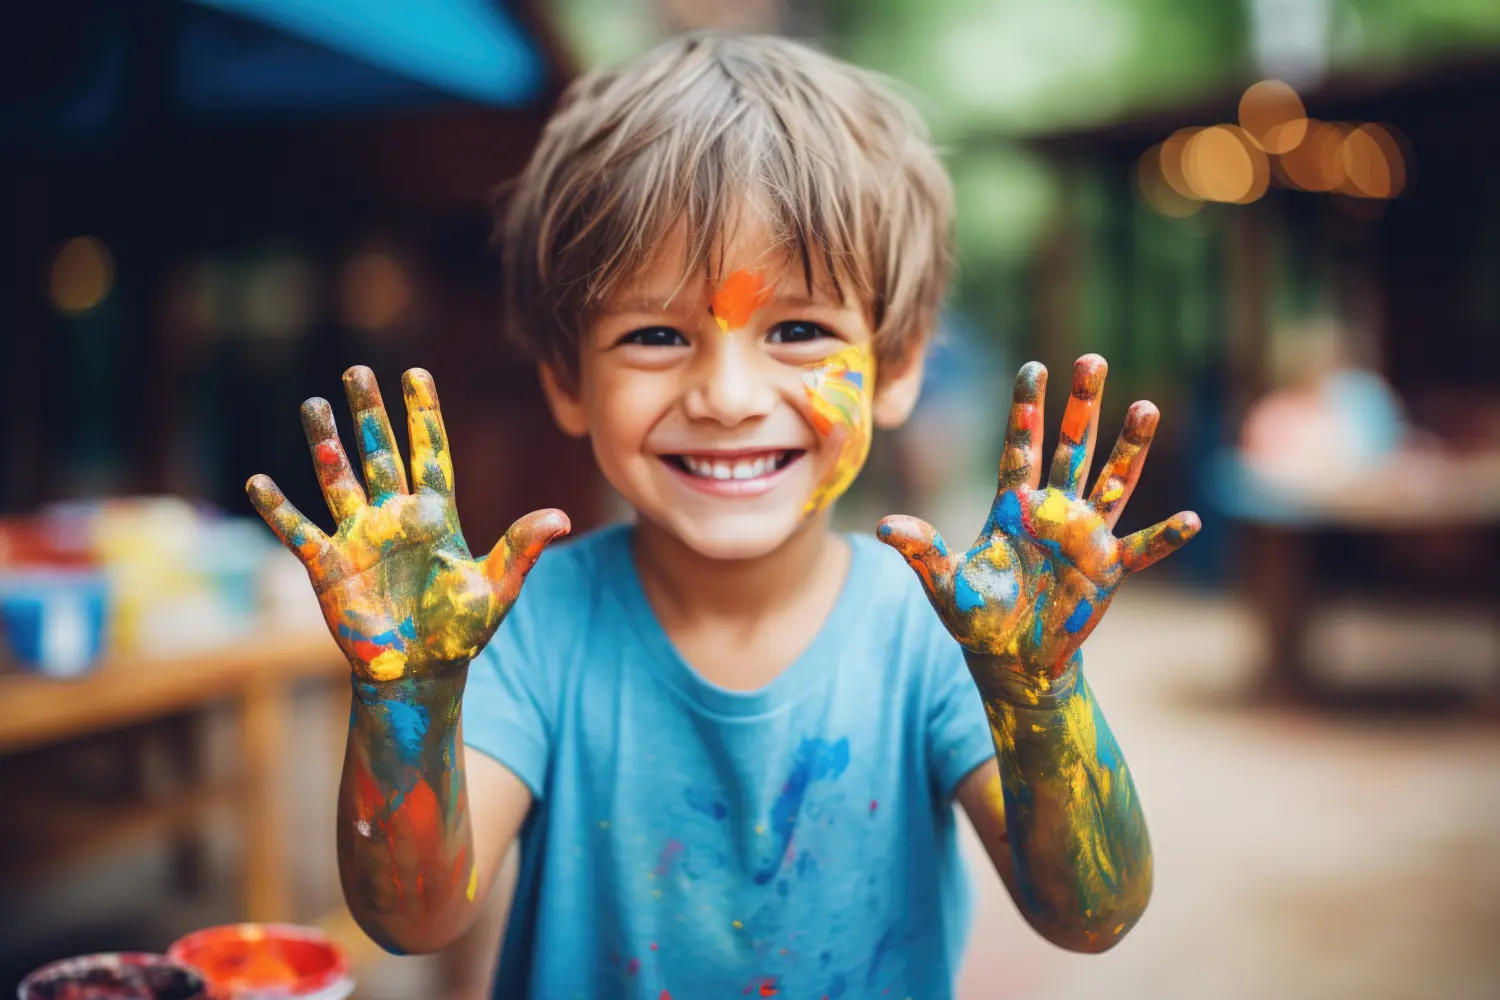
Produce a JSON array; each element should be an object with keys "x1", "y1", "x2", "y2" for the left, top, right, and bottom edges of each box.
[{"x1": 463, "y1": 524, "x2": 995, "y2": 1000}]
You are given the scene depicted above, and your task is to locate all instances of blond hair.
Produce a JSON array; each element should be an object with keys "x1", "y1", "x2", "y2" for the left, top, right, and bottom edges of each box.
[{"x1": 497, "y1": 32, "x2": 955, "y2": 381}]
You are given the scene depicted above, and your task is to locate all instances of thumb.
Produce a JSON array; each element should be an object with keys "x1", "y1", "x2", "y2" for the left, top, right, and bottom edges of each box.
[
  {"x1": 877, "y1": 515, "x2": 953, "y2": 603},
  {"x1": 485, "y1": 508, "x2": 572, "y2": 604}
]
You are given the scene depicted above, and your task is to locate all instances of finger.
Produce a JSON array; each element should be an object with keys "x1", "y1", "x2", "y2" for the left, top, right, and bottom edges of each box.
[
  {"x1": 876, "y1": 515, "x2": 953, "y2": 604},
  {"x1": 300, "y1": 397, "x2": 366, "y2": 524},
  {"x1": 1121, "y1": 511, "x2": 1201, "y2": 575},
  {"x1": 997, "y1": 362, "x2": 1047, "y2": 493},
  {"x1": 484, "y1": 508, "x2": 572, "y2": 605},
  {"x1": 1046, "y1": 354, "x2": 1107, "y2": 495},
  {"x1": 403, "y1": 368, "x2": 454, "y2": 497},
  {"x1": 1088, "y1": 400, "x2": 1159, "y2": 530},
  {"x1": 246, "y1": 474, "x2": 330, "y2": 565},
  {"x1": 342, "y1": 365, "x2": 409, "y2": 504}
]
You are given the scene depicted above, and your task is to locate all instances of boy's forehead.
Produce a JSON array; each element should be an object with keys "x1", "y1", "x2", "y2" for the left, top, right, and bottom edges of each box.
[{"x1": 604, "y1": 231, "x2": 846, "y2": 312}]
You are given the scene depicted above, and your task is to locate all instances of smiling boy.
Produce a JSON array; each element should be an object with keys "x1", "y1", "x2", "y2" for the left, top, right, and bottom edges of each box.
[{"x1": 246, "y1": 32, "x2": 1199, "y2": 1000}]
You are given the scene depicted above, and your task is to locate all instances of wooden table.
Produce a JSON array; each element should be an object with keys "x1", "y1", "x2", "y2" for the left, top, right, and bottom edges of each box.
[
  {"x1": 0, "y1": 629, "x2": 347, "y2": 921},
  {"x1": 1211, "y1": 451, "x2": 1500, "y2": 703}
]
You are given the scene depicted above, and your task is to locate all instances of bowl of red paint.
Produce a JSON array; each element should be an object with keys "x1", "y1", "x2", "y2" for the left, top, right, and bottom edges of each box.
[
  {"x1": 166, "y1": 926, "x2": 351, "y2": 1000},
  {"x1": 17, "y1": 952, "x2": 210, "y2": 1000}
]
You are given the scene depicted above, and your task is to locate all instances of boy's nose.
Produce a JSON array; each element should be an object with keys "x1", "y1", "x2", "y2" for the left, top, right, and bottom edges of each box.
[{"x1": 682, "y1": 336, "x2": 779, "y2": 426}]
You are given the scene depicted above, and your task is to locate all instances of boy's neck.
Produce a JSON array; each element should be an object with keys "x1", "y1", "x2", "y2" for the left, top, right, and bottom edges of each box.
[{"x1": 631, "y1": 516, "x2": 848, "y2": 627}]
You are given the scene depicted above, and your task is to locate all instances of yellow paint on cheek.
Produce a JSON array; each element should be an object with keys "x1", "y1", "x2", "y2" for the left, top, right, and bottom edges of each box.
[
  {"x1": 367, "y1": 648, "x2": 408, "y2": 681},
  {"x1": 466, "y1": 862, "x2": 479, "y2": 902},
  {"x1": 800, "y1": 343, "x2": 875, "y2": 516}
]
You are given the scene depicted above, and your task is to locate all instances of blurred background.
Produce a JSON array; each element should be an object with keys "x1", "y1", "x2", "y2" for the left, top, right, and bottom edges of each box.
[{"x1": 2, "y1": 1, "x2": 1498, "y2": 997}]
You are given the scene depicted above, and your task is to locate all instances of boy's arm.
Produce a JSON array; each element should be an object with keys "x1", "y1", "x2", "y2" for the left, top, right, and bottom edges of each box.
[
  {"x1": 880, "y1": 355, "x2": 1198, "y2": 953},
  {"x1": 335, "y1": 677, "x2": 534, "y2": 953},
  {"x1": 247, "y1": 365, "x2": 568, "y2": 954},
  {"x1": 954, "y1": 667, "x2": 1149, "y2": 952}
]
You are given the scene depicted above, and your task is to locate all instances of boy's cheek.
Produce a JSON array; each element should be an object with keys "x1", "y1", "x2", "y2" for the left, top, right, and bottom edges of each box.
[{"x1": 799, "y1": 344, "x2": 876, "y2": 516}]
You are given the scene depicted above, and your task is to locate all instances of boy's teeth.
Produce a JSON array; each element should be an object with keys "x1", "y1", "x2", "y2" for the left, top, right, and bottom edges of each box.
[{"x1": 682, "y1": 453, "x2": 781, "y2": 480}]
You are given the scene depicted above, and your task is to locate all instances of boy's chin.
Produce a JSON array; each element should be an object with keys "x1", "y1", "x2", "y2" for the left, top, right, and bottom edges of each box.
[{"x1": 657, "y1": 509, "x2": 815, "y2": 562}]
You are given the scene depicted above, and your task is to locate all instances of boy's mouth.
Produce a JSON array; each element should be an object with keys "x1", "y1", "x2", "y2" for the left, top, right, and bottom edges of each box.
[{"x1": 660, "y1": 449, "x2": 804, "y2": 496}]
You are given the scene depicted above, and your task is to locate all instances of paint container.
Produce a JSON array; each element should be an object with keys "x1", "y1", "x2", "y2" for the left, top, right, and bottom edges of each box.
[
  {"x1": 166, "y1": 925, "x2": 352, "y2": 1000},
  {"x1": 0, "y1": 569, "x2": 110, "y2": 677},
  {"x1": 16, "y1": 951, "x2": 210, "y2": 999}
]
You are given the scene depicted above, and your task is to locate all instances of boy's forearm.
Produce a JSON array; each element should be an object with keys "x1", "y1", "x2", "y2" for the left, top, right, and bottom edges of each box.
[
  {"x1": 338, "y1": 670, "x2": 477, "y2": 954},
  {"x1": 970, "y1": 653, "x2": 1152, "y2": 952}
]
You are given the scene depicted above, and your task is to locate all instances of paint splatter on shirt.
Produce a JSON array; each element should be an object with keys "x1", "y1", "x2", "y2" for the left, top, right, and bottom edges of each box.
[{"x1": 464, "y1": 525, "x2": 994, "y2": 999}]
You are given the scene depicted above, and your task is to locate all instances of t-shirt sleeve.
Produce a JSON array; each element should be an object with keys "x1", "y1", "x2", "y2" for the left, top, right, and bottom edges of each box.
[
  {"x1": 923, "y1": 620, "x2": 996, "y2": 800},
  {"x1": 462, "y1": 549, "x2": 567, "y2": 802}
]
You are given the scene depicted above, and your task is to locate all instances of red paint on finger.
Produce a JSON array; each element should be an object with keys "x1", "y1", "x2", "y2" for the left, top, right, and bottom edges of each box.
[
  {"x1": 316, "y1": 441, "x2": 342, "y2": 465},
  {"x1": 1060, "y1": 399, "x2": 1093, "y2": 442}
]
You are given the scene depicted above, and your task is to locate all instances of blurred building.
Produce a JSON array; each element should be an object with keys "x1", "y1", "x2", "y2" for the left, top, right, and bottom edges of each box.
[{"x1": 2, "y1": 0, "x2": 603, "y2": 544}]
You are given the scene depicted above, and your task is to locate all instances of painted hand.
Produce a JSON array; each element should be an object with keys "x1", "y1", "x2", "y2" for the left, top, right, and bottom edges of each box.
[
  {"x1": 247, "y1": 366, "x2": 570, "y2": 683},
  {"x1": 878, "y1": 355, "x2": 1199, "y2": 700}
]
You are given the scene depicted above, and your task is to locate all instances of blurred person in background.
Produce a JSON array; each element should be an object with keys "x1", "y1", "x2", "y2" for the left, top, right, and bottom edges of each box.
[{"x1": 246, "y1": 32, "x2": 1199, "y2": 1000}]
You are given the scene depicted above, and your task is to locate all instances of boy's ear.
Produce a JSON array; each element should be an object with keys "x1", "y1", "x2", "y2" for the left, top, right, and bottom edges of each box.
[
  {"x1": 538, "y1": 362, "x2": 590, "y2": 438},
  {"x1": 872, "y1": 338, "x2": 929, "y2": 430}
]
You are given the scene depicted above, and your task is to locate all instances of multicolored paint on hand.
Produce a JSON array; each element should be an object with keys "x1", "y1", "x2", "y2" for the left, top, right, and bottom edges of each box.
[
  {"x1": 246, "y1": 366, "x2": 570, "y2": 953},
  {"x1": 879, "y1": 354, "x2": 1199, "y2": 950},
  {"x1": 801, "y1": 343, "x2": 875, "y2": 516}
]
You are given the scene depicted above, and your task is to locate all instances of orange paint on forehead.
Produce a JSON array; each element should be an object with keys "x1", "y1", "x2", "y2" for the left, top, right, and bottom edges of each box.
[{"x1": 710, "y1": 269, "x2": 772, "y2": 332}]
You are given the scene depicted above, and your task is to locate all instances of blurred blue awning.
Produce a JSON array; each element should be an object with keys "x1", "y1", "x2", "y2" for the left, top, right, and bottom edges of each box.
[
  {"x1": 1, "y1": 1, "x2": 552, "y2": 147},
  {"x1": 185, "y1": 0, "x2": 546, "y2": 111}
]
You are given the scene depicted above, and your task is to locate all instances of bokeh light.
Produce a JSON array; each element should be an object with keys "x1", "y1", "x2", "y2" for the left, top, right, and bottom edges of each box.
[
  {"x1": 1138, "y1": 144, "x2": 1203, "y2": 218},
  {"x1": 49, "y1": 237, "x2": 115, "y2": 316},
  {"x1": 1159, "y1": 127, "x2": 1202, "y2": 199},
  {"x1": 240, "y1": 257, "x2": 313, "y2": 340},
  {"x1": 340, "y1": 251, "x2": 413, "y2": 332},
  {"x1": 1183, "y1": 125, "x2": 1269, "y2": 204},
  {"x1": 1340, "y1": 123, "x2": 1406, "y2": 199},
  {"x1": 1276, "y1": 119, "x2": 1348, "y2": 192},
  {"x1": 1238, "y1": 79, "x2": 1308, "y2": 154}
]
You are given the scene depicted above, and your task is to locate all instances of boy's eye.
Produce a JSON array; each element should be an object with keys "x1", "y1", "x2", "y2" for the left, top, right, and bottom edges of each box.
[
  {"x1": 617, "y1": 326, "x2": 688, "y2": 347},
  {"x1": 768, "y1": 321, "x2": 833, "y2": 344}
]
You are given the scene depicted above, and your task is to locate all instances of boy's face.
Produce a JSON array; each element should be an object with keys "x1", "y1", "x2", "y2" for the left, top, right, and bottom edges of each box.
[{"x1": 542, "y1": 218, "x2": 925, "y2": 561}]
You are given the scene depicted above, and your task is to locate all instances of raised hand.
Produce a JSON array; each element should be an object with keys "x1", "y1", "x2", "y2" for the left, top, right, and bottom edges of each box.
[
  {"x1": 247, "y1": 366, "x2": 570, "y2": 682},
  {"x1": 878, "y1": 355, "x2": 1199, "y2": 700}
]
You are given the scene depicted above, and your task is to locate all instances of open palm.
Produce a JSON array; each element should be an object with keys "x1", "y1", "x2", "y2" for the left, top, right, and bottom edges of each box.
[
  {"x1": 247, "y1": 366, "x2": 569, "y2": 683},
  {"x1": 879, "y1": 355, "x2": 1199, "y2": 694}
]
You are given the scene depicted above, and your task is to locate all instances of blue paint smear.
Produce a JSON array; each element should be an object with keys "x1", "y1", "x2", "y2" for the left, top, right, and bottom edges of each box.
[
  {"x1": 385, "y1": 700, "x2": 429, "y2": 762},
  {"x1": 1091, "y1": 694, "x2": 1120, "y2": 771},
  {"x1": 359, "y1": 413, "x2": 383, "y2": 456},
  {"x1": 397, "y1": 617, "x2": 418, "y2": 642},
  {"x1": 338, "y1": 622, "x2": 408, "y2": 651},
  {"x1": 1065, "y1": 425, "x2": 1090, "y2": 494},
  {"x1": 1031, "y1": 590, "x2": 1049, "y2": 647},
  {"x1": 753, "y1": 736, "x2": 849, "y2": 884},
  {"x1": 683, "y1": 787, "x2": 728, "y2": 820},
  {"x1": 1003, "y1": 785, "x2": 1046, "y2": 914},
  {"x1": 994, "y1": 491, "x2": 1027, "y2": 537},
  {"x1": 846, "y1": 371, "x2": 864, "y2": 389},
  {"x1": 953, "y1": 571, "x2": 986, "y2": 612},
  {"x1": 932, "y1": 532, "x2": 948, "y2": 557},
  {"x1": 1063, "y1": 598, "x2": 1093, "y2": 634}
]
